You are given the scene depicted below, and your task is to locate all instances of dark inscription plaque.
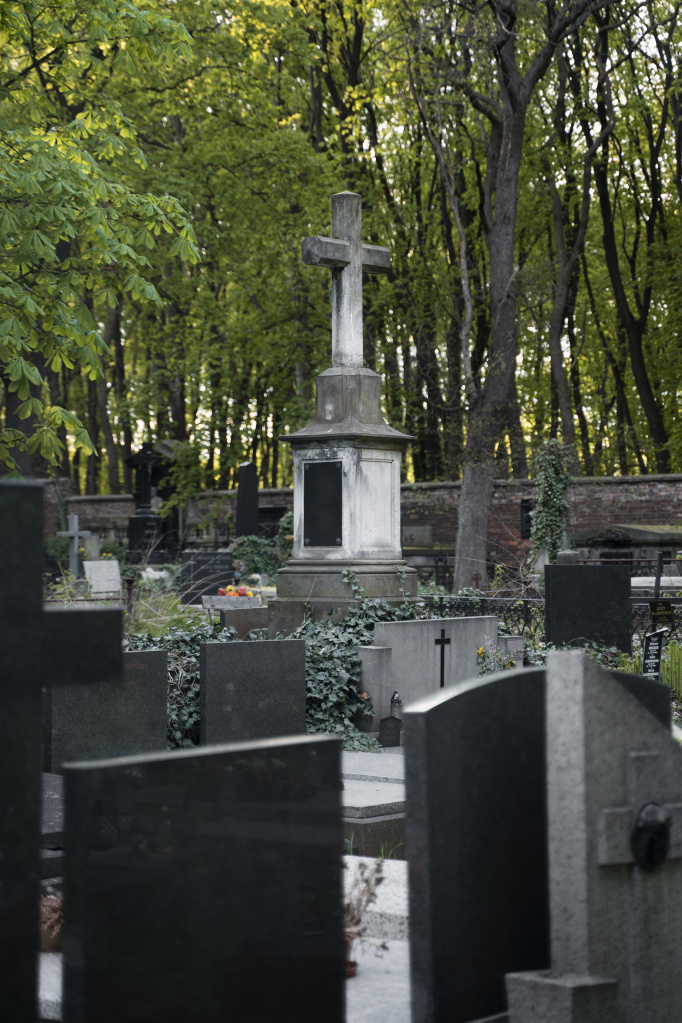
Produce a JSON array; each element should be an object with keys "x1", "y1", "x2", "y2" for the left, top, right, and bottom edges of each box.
[
  {"x1": 379, "y1": 716, "x2": 402, "y2": 747},
  {"x1": 650, "y1": 599, "x2": 674, "y2": 627},
  {"x1": 304, "y1": 461, "x2": 343, "y2": 548}
]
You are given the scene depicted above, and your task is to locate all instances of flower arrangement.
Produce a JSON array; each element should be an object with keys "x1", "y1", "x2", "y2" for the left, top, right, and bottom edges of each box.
[{"x1": 217, "y1": 585, "x2": 254, "y2": 597}]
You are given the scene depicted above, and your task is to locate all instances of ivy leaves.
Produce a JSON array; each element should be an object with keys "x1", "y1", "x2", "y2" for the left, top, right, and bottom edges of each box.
[{"x1": 528, "y1": 440, "x2": 572, "y2": 567}]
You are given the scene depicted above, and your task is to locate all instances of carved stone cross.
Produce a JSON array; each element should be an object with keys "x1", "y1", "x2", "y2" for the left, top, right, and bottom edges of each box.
[
  {"x1": 57, "y1": 511, "x2": 91, "y2": 577},
  {"x1": 598, "y1": 751, "x2": 682, "y2": 869},
  {"x1": 301, "y1": 191, "x2": 390, "y2": 368}
]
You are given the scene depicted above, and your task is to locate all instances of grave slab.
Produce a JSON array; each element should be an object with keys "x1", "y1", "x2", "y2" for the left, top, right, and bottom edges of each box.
[
  {"x1": 359, "y1": 616, "x2": 497, "y2": 729},
  {"x1": 62, "y1": 735, "x2": 344, "y2": 1023},
  {"x1": 506, "y1": 651, "x2": 682, "y2": 1023},
  {"x1": 544, "y1": 563, "x2": 632, "y2": 653},
  {"x1": 43, "y1": 649, "x2": 167, "y2": 772},
  {"x1": 200, "y1": 638, "x2": 306, "y2": 744},
  {"x1": 83, "y1": 559, "x2": 122, "y2": 599}
]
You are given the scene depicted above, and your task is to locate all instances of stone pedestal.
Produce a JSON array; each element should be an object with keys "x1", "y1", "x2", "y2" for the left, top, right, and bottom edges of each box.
[{"x1": 269, "y1": 366, "x2": 416, "y2": 632}]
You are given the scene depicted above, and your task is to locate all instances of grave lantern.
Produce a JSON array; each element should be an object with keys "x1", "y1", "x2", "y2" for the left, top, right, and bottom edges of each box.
[{"x1": 268, "y1": 193, "x2": 418, "y2": 632}]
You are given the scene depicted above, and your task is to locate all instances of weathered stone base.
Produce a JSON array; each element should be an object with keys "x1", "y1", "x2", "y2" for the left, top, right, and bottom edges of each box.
[
  {"x1": 343, "y1": 812, "x2": 405, "y2": 859},
  {"x1": 268, "y1": 559, "x2": 419, "y2": 635},
  {"x1": 505, "y1": 972, "x2": 620, "y2": 1023}
]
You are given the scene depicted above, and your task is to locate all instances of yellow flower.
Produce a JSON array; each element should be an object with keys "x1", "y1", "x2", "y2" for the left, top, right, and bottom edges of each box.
[{"x1": 478, "y1": 646, "x2": 485, "y2": 657}]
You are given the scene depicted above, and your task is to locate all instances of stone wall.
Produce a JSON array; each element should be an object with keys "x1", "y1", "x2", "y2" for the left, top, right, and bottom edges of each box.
[{"x1": 60, "y1": 475, "x2": 682, "y2": 566}]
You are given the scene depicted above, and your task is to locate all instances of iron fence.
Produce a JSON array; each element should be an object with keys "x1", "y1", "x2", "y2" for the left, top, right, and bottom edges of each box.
[{"x1": 421, "y1": 595, "x2": 682, "y2": 647}]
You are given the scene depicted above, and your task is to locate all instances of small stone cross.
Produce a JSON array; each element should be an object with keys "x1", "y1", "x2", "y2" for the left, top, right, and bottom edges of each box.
[
  {"x1": 302, "y1": 191, "x2": 391, "y2": 368},
  {"x1": 598, "y1": 751, "x2": 682, "y2": 869},
  {"x1": 435, "y1": 628, "x2": 451, "y2": 689},
  {"x1": 57, "y1": 511, "x2": 91, "y2": 577}
]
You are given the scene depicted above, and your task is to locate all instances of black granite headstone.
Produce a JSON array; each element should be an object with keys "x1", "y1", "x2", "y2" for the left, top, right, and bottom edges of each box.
[
  {"x1": 200, "y1": 639, "x2": 306, "y2": 744},
  {"x1": 180, "y1": 549, "x2": 234, "y2": 604},
  {"x1": 378, "y1": 716, "x2": 402, "y2": 747},
  {"x1": 43, "y1": 649, "x2": 167, "y2": 771},
  {"x1": 236, "y1": 460, "x2": 260, "y2": 537},
  {"x1": 642, "y1": 627, "x2": 667, "y2": 681},
  {"x1": 0, "y1": 482, "x2": 122, "y2": 1022},
  {"x1": 62, "y1": 735, "x2": 344, "y2": 1023},
  {"x1": 544, "y1": 563, "x2": 632, "y2": 653},
  {"x1": 304, "y1": 460, "x2": 343, "y2": 548}
]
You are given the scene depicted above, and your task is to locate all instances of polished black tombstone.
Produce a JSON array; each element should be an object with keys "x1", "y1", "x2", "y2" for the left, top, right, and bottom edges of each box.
[
  {"x1": 200, "y1": 639, "x2": 306, "y2": 744},
  {"x1": 303, "y1": 460, "x2": 343, "y2": 548},
  {"x1": 180, "y1": 549, "x2": 234, "y2": 604},
  {"x1": 44, "y1": 649, "x2": 167, "y2": 771},
  {"x1": 236, "y1": 460, "x2": 259, "y2": 537},
  {"x1": 0, "y1": 482, "x2": 122, "y2": 1023},
  {"x1": 544, "y1": 563, "x2": 632, "y2": 653},
  {"x1": 63, "y1": 735, "x2": 344, "y2": 1023}
]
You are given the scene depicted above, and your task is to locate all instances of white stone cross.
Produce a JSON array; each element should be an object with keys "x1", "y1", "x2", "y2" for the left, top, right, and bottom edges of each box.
[
  {"x1": 57, "y1": 512, "x2": 91, "y2": 578},
  {"x1": 301, "y1": 191, "x2": 390, "y2": 368}
]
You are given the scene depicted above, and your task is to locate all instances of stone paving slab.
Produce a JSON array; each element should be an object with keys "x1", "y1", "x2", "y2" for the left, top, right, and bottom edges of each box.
[
  {"x1": 342, "y1": 750, "x2": 404, "y2": 784},
  {"x1": 344, "y1": 855, "x2": 408, "y2": 940},
  {"x1": 345, "y1": 939, "x2": 410, "y2": 1023},
  {"x1": 342, "y1": 779, "x2": 405, "y2": 818}
]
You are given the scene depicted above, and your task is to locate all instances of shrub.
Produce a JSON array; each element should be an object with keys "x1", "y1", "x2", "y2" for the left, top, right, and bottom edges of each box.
[{"x1": 230, "y1": 534, "x2": 280, "y2": 576}]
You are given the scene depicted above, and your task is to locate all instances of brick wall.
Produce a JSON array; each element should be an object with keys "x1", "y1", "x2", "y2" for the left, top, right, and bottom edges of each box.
[{"x1": 61, "y1": 475, "x2": 682, "y2": 565}]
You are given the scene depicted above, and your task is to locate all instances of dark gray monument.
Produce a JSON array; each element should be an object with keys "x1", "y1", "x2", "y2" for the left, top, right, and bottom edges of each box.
[
  {"x1": 404, "y1": 662, "x2": 671, "y2": 1023},
  {"x1": 236, "y1": 459, "x2": 259, "y2": 536},
  {"x1": 544, "y1": 563, "x2": 632, "y2": 653},
  {"x1": 200, "y1": 639, "x2": 306, "y2": 744},
  {"x1": 180, "y1": 549, "x2": 234, "y2": 604},
  {"x1": 43, "y1": 649, "x2": 167, "y2": 771},
  {"x1": 62, "y1": 735, "x2": 344, "y2": 1023},
  {"x1": 0, "y1": 482, "x2": 122, "y2": 1022},
  {"x1": 219, "y1": 605, "x2": 270, "y2": 638}
]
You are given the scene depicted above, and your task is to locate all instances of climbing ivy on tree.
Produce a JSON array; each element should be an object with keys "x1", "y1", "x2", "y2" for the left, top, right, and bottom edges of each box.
[{"x1": 528, "y1": 440, "x2": 572, "y2": 568}]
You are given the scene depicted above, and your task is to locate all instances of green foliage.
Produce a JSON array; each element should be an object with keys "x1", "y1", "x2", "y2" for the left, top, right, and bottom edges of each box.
[
  {"x1": 292, "y1": 597, "x2": 426, "y2": 750},
  {"x1": 528, "y1": 441, "x2": 572, "y2": 568},
  {"x1": 275, "y1": 511, "x2": 294, "y2": 563},
  {"x1": 230, "y1": 535, "x2": 281, "y2": 577},
  {"x1": 476, "y1": 637, "x2": 518, "y2": 675},
  {"x1": 127, "y1": 622, "x2": 236, "y2": 748}
]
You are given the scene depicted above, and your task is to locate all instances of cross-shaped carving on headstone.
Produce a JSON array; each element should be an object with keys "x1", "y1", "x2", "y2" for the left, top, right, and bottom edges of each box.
[
  {"x1": 0, "y1": 482, "x2": 122, "y2": 1021},
  {"x1": 598, "y1": 752, "x2": 682, "y2": 869},
  {"x1": 57, "y1": 511, "x2": 91, "y2": 577},
  {"x1": 301, "y1": 191, "x2": 391, "y2": 368},
  {"x1": 435, "y1": 628, "x2": 451, "y2": 689}
]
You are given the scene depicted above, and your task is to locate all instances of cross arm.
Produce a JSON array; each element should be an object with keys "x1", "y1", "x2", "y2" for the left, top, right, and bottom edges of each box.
[
  {"x1": 361, "y1": 243, "x2": 391, "y2": 274},
  {"x1": 302, "y1": 236, "x2": 350, "y2": 268}
]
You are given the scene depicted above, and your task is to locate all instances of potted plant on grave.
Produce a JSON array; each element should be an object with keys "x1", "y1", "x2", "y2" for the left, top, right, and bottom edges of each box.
[{"x1": 343, "y1": 858, "x2": 384, "y2": 977}]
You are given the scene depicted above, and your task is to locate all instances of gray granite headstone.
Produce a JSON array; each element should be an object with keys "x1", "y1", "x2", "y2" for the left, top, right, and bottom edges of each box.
[
  {"x1": 43, "y1": 649, "x2": 167, "y2": 771},
  {"x1": 0, "y1": 482, "x2": 122, "y2": 1022},
  {"x1": 62, "y1": 735, "x2": 344, "y2": 1023},
  {"x1": 219, "y1": 605, "x2": 270, "y2": 638},
  {"x1": 200, "y1": 639, "x2": 306, "y2": 744},
  {"x1": 404, "y1": 658, "x2": 672, "y2": 1023},
  {"x1": 180, "y1": 549, "x2": 234, "y2": 604},
  {"x1": 545, "y1": 563, "x2": 632, "y2": 653},
  {"x1": 506, "y1": 651, "x2": 682, "y2": 1022}
]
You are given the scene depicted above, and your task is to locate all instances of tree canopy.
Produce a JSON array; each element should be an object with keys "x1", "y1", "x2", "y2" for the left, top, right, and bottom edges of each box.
[{"x1": 2, "y1": 0, "x2": 681, "y2": 530}]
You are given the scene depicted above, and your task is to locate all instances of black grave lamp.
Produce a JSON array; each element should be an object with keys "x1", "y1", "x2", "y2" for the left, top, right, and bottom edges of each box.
[{"x1": 268, "y1": 192, "x2": 418, "y2": 631}]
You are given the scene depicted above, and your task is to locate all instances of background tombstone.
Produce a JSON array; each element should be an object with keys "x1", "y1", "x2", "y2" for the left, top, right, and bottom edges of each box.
[
  {"x1": 404, "y1": 668, "x2": 550, "y2": 1023},
  {"x1": 57, "y1": 511, "x2": 91, "y2": 577},
  {"x1": 358, "y1": 616, "x2": 497, "y2": 729},
  {"x1": 200, "y1": 639, "x2": 306, "y2": 744},
  {"x1": 180, "y1": 549, "x2": 234, "y2": 604},
  {"x1": 62, "y1": 735, "x2": 344, "y2": 1023},
  {"x1": 43, "y1": 649, "x2": 167, "y2": 771},
  {"x1": 544, "y1": 563, "x2": 632, "y2": 653},
  {"x1": 0, "y1": 482, "x2": 122, "y2": 1022},
  {"x1": 219, "y1": 605, "x2": 270, "y2": 638},
  {"x1": 506, "y1": 651, "x2": 682, "y2": 1022},
  {"x1": 84, "y1": 558, "x2": 123, "y2": 599},
  {"x1": 236, "y1": 460, "x2": 259, "y2": 536}
]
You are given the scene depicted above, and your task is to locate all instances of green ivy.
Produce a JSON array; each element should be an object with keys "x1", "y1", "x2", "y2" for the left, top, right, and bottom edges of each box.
[
  {"x1": 528, "y1": 440, "x2": 572, "y2": 567},
  {"x1": 128, "y1": 622, "x2": 236, "y2": 749},
  {"x1": 275, "y1": 511, "x2": 294, "y2": 563},
  {"x1": 292, "y1": 597, "x2": 427, "y2": 751},
  {"x1": 230, "y1": 534, "x2": 281, "y2": 576}
]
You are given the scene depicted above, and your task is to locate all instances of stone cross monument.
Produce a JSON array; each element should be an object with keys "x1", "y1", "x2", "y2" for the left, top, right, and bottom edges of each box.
[{"x1": 268, "y1": 192, "x2": 417, "y2": 634}]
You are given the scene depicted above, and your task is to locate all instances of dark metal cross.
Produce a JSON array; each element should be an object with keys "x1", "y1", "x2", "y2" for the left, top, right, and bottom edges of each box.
[
  {"x1": 301, "y1": 191, "x2": 391, "y2": 369},
  {"x1": 126, "y1": 441, "x2": 163, "y2": 512},
  {"x1": 435, "y1": 628, "x2": 451, "y2": 688},
  {"x1": 0, "y1": 482, "x2": 122, "y2": 1021}
]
